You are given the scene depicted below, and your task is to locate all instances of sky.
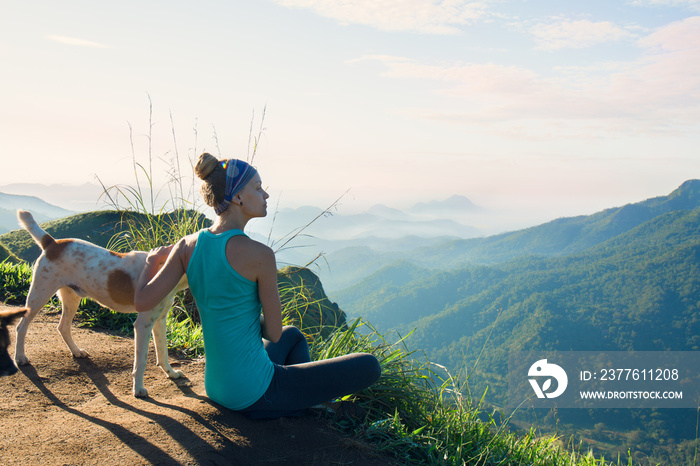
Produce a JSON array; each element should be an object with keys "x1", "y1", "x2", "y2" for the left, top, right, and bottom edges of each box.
[{"x1": 2, "y1": 0, "x2": 699, "y2": 228}]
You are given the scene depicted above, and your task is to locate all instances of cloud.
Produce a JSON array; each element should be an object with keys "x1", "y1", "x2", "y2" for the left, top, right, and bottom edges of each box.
[
  {"x1": 46, "y1": 35, "x2": 109, "y2": 48},
  {"x1": 270, "y1": 0, "x2": 489, "y2": 34},
  {"x1": 639, "y1": 14, "x2": 700, "y2": 50},
  {"x1": 351, "y1": 17, "x2": 700, "y2": 136},
  {"x1": 530, "y1": 18, "x2": 636, "y2": 50},
  {"x1": 628, "y1": 0, "x2": 700, "y2": 12},
  {"x1": 352, "y1": 55, "x2": 539, "y2": 96}
]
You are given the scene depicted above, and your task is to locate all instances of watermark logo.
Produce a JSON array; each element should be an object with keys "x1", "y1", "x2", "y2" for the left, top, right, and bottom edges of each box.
[
  {"x1": 510, "y1": 352, "x2": 699, "y2": 408},
  {"x1": 528, "y1": 359, "x2": 568, "y2": 398}
]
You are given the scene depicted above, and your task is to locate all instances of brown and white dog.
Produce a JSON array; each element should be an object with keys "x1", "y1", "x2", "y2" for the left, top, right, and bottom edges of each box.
[
  {"x1": 1, "y1": 308, "x2": 26, "y2": 377},
  {"x1": 14, "y1": 210, "x2": 188, "y2": 397}
]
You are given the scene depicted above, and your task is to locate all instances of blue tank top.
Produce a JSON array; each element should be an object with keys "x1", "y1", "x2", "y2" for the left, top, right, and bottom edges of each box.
[{"x1": 186, "y1": 229, "x2": 274, "y2": 410}]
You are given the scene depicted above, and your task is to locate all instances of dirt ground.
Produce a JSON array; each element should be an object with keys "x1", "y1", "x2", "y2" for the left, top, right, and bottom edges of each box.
[{"x1": 0, "y1": 305, "x2": 393, "y2": 466}]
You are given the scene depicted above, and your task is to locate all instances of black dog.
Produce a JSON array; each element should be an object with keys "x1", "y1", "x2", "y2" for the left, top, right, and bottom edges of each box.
[{"x1": 0, "y1": 309, "x2": 26, "y2": 376}]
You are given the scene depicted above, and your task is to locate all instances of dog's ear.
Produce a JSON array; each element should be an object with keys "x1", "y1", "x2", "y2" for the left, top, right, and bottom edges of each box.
[{"x1": 0, "y1": 308, "x2": 27, "y2": 326}]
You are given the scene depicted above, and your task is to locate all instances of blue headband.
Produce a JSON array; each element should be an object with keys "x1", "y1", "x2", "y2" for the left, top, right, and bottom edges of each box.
[{"x1": 214, "y1": 159, "x2": 258, "y2": 215}]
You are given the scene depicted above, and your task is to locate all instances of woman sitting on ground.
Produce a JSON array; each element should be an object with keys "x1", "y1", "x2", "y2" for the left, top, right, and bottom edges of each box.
[{"x1": 134, "y1": 153, "x2": 381, "y2": 419}]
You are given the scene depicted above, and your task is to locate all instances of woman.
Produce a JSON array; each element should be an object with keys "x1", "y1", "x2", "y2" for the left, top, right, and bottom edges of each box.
[{"x1": 134, "y1": 153, "x2": 381, "y2": 419}]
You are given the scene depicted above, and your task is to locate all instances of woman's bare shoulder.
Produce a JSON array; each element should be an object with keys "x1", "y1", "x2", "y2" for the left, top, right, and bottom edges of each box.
[
  {"x1": 183, "y1": 231, "x2": 200, "y2": 246},
  {"x1": 247, "y1": 236, "x2": 275, "y2": 258},
  {"x1": 171, "y1": 232, "x2": 198, "y2": 252},
  {"x1": 228, "y1": 234, "x2": 274, "y2": 261},
  {"x1": 174, "y1": 231, "x2": 200, "y2": 266}
]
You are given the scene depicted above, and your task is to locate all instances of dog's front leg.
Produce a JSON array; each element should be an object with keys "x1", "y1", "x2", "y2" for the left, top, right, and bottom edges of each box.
[
  {"x1": 152, "y1": 298, "x2": 184, "y2": 380},
  {"x1": 15, "y1": 273, "x2": 61, "y2": 365},
  {"x1": 132, "y1": 311, "x2": 156, "y2": 398}
]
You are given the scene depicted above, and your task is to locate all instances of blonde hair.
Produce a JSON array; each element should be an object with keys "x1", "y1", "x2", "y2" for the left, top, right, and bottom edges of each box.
[{"x1": 194, "y1": 152, "x2": 227, "y2": 209}]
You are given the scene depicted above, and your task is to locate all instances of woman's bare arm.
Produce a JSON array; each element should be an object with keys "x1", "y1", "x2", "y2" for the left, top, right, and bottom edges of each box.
[
  {"x1": 134, "y1": 240, "x2": 186, "y2": 312},
  {"x1": 256, "y1": 245, "x2": 283, "y2": 343}
]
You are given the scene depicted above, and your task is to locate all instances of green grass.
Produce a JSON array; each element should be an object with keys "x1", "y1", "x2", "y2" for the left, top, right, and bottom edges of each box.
[
  {"x1": 165, "y1": 311, "x2": 204, "y2": 358},
  {"x1": 307, "y1": 318, "x2": 635, "y2": 465},
  {"x1": 0, "y1": 260, "x2": 33, "y2": 304}
]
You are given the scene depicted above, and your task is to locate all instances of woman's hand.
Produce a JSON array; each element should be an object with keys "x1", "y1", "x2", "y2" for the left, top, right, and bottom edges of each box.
[
  {"x1": 135, "y1": 241, "x2": 185, "y2": 312},
  {"x1": 146, "y1": 244, "x2": 174, "y2": 271}
]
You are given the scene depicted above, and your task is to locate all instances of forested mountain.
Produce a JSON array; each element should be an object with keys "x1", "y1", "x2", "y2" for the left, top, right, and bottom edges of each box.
[
  {"x1": 409, "y1": 208, "x2": 699, "y2": 381},
  {"x1": 334, "y1": 182, "x2": 700, "y2": 459},
  {"x1": 337, "y1": 181, "x2": 700, "y2": 400}
]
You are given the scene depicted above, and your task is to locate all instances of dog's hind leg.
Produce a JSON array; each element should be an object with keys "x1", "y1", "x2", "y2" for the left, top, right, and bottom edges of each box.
[
  {"x1": 14, "y1": 269, "x2": 59, "y2": 365},
  {"x1": 132, "y1": 310, "x2": 158, "y2": 397},
  {"x1": 56, "y1": 287, "x2": 89, "y2": 358},
  {"x1": 152, "y1": 298, "x2": 184, "y2": 380}
]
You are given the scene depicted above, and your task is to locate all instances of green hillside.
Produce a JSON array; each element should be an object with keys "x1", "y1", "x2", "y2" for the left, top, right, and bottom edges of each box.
[
  {"x1": 407, "y1": 208, "x2": 700, "y2": 374},
  {"x1": 277, "y1": 265, "x2": 348, "y2": 339},
  {"x1": 0, "y1": 210, "x2": 212, "y2": 263},
  {"x1": 1, "y1": 210, "x2": 133, "y2": 263},
  {"x1": 338, "y1": 206, "x2": 700, "y2": 391},
  {"x1": 0, "y1": 241, "x2": 21, "y2": 263}
]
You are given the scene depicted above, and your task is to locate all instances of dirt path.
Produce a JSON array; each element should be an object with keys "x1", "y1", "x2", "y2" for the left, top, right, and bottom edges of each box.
[{"x1": 0, "y1": 305, "x2": 392, "y2": 465}]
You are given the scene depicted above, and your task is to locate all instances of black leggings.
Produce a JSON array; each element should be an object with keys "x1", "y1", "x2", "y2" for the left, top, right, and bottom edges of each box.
[{"x1": 239, "y1": 326, "x2": 381, "y2": 419}]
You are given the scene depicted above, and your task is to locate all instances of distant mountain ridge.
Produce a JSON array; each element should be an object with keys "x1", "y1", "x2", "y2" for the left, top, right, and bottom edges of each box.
[
  {"x1": 252, "y1": 194, "x2": 485, "y2": 242},
  {"x1": 410, "y1": 194, "x2": 484, "y2": 215},
  {"x1": 0, "y1": 182, "x2": 105, "y2": 213},
  {"x1": 0, "y1": 192, "x2": 77, "y2": 234},
  {"x1": 415, "y1": 179, "x2": 700, "y2": 266},
  {"x1": 322, "y1": 180, "x2": 700, "y2": 291}
]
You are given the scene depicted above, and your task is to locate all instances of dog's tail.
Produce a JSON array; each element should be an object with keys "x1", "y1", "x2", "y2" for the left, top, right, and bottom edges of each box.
[{"x1": 17, "y1": 210, "x2": 56, "y2": 250}]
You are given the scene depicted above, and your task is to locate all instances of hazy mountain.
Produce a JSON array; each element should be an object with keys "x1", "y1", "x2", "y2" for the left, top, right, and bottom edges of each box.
[
  {"x1": 321, "y1": 180, "x2": 700, "y2": 293},
  {"x1": 414, "y1": 208, "x2": 699, "y2": 386},
  {"x1": 409, "y1": 194, "x2": 484, "y2": 216},
  {"x1": 243, "y1": 195, "x2": 486, "y2": 286},
  {"x1": 249, "y1": 202, "x2": 481, "y2": 243},
  {"x1": 0, "y1": 182, "x2": 106, "y2": 213},
  {"x1": 0, "y1": 192, "x2": 77, "y2": 234},
  {"x1": 364, "y1": 204, "x2": 410, "y2": 220}
]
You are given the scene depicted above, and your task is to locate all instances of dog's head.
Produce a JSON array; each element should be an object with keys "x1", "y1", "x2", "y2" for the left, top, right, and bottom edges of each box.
[{"x1": 0, "y1": 308, "x2": 26, "y2": 376}]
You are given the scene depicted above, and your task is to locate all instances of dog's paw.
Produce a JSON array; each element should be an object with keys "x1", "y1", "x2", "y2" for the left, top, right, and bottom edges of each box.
[
  {"x1": 71, "y1": 349, "x2": 90, "y2": 358},
  {"x1": 14, "y1": 355, "x2": 30, "y2": 366},
  {"x1": 158, "y1": 363, "x2": 184, "y2": 379},
  {"x1": 167, "y1": 369, "x2": 185, "y2": 379},
  {"x1": 133, "y1": 387, "x2": 149, "y2": 398}
]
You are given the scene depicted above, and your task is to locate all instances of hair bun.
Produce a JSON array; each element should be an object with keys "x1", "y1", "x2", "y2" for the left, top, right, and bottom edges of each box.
[{"x1": 195, "y1": 152, "x2": 220, "y2": 180}]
